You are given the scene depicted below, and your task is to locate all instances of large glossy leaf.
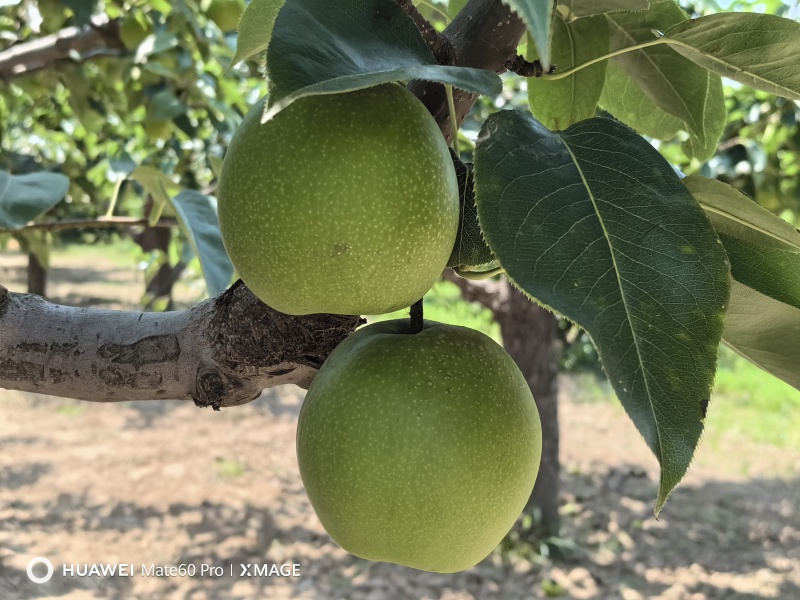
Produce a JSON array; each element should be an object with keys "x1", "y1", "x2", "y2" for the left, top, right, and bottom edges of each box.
[
  {"x1": 170, "y1": 190, "x2": 234, "y2": 296},
  {"x1": 686, "y1": 175, "x2": 800, "y2": 310},
  {"x1": 605, "y1": 0, "x2": 726, "y2": 160},
  {"x1": 230, "y1": 0, "x2": 285, "y2": 68},
  {"x1": 502, "y1": 0, "x2": 553, "y2": 67},
  {"x1": 474, "y1": 111, "x2": 730, "y2": 513},
  {"x1": 561, "y1": 0, "x2": 648, "y2": 18},
  {"x1": 0, "y1": 170, "x2": 69, "y2": 230},
  {"x1": 265, "y1": 0, "x2": 501, "y2": 120},
  {"x1": 723, "y1": 280, "x2": 800, "y2": 391},
  {"x1": 664, "y1": 13, "x2": 800, "y2": 101},
  {"x1": 526, "y1": 16, "x2": 609, "y2": 130},
  {"x1": 599, "y1": 62, "x2": 682, "y2": 140}
]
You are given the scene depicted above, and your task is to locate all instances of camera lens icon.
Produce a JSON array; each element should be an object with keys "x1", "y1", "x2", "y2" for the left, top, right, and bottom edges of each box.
[{"x1": 26, "y1": 557, "x2": 54, "y2": 584}]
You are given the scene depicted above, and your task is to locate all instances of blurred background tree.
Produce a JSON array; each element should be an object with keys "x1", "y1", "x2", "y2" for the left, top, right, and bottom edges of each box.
[{"x1": 1, "y1": 0, "x2": 259, "y2": 305}]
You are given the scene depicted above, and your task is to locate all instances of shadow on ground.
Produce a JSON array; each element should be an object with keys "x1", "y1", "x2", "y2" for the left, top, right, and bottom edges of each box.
[{"x1": 1, "y1": 469, "x2": 797, "y2": 599}]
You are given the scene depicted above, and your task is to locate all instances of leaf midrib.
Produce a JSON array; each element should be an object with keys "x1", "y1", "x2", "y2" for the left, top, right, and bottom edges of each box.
[
  {"x1": 664, "y1": 37, "x2": 800, "y2": 99},
  {"x1": 700, "y1": 203, "x2": 800, "y2": 252},
  {"x1": 566, "y1": 16, "x2": 577, "y2": 123}
]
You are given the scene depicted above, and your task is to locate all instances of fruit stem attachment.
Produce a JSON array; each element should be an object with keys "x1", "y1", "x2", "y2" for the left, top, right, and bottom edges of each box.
[{"x1": 409, "y1": 299, "x2": 424, "y2": 334}]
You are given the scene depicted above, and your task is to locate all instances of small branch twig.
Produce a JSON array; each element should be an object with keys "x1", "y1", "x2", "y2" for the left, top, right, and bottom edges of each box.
[
  {"x1": 395, "y1": 0, "x2": 455, "y2": 65},
  {"x1": 0, "y1": 217, "x2": 178, "y2": 236},
  {"x1": 504, "y1": 55, "x2": 557, "y2": 78},
  {"x1": 0, "y1": 18, "x2": 124, "y2": 80}
]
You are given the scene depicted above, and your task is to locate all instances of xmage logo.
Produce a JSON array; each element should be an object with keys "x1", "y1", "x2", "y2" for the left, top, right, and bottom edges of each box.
[{"x1": 238, "y1": 563, "x2": 300, "y2": 577}]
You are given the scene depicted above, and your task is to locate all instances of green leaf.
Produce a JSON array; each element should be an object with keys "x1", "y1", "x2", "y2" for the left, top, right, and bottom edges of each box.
[
  {"x1": 0, "y1": 170, "x2": 69, "y2": 230},
  {"x1": 526, "y1": 15, "x2": 609, "y2": 130},
  {"x1": 130, "y1": 166, "x2": 180, "y2": 227},
  {"x1": 599, "y1": 61, "x2": 682, "y2": 140},
  {"x1": 447, "y1": 153, "x2": 493, "y2": 269},
  {"x1": 448, "y1": 0, "x2": 468, "y2": 18},
  {"x1": 686, "y1": 175, "x2": 800, "y2": 310},
  {"x1": 230, "y1": 0, "x2": 285, "y2": 68},
  {"x1": 561, "y1": 0, "x2": 648, "y2": 18},
  {"x1": 14, "y1": 230, "x2": 51, "y2": 269},
  {"x1": 265, "y1": 0, "x2": 501, "y2": 120},
  {"x1": 59, "y1": 0, "x2": 96, "y2": 26},
  {"x1": 147, "y1": 89, "x2": 187, "y2": 121},
  {"x1": 474, "y1": 111, "x2": 730, "y2": 513},
  {"x1": 170, "y1": 190, "x2": 234, "y2": 296},
  {"x1": 503, "y1": 0, "x2": 553, "y2": 67},
  {"x1": 664, "y1": 13, "x2": 800, "y2": 101},
  {"x1": 604, "y1": 0, "x2": 726, "y2": 160},
  {"x1": 723, "y1": 280, "x2": 800, "y2": 392}
]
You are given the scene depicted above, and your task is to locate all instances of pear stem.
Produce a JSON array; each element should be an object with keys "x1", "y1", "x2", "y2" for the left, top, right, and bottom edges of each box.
[{"x1": 409, "y1": 299, "x2": 424, "y2": 334}]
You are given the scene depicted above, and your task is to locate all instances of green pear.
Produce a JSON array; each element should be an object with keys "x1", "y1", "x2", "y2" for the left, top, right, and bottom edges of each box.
[
  {"x1": 296, "y1": 320, "x2": 542, "y2": 573},
  {"x1": 217, "y1": 84, "x2": 459, "y2": 316}
]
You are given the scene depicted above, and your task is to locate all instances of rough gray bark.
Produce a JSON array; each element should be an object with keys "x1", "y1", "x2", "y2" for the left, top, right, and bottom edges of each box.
[
  {"x1": 0, "y1": 281, "x2": 359, "y2": 407},
  {"x1": 0, "y1": 0, "x2": 527, "y2": 406}
]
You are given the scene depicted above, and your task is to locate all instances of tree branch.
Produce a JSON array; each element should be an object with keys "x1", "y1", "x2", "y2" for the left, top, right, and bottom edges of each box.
[
  {"x1": 0, "y1": 18, "x2": 123, "y2": 80},
  {"x1": 0, "y1": 281, "x2": 360, "y2": 407},
  {"x1": 0, "y1": 217, "x2": 178, "y2": 236},
  {"x1": 410, "y1": 0, "x2": 527, "y2": 141},
  {"x1": 395, "y1": 0, "x2": 454, "y2": 65}
]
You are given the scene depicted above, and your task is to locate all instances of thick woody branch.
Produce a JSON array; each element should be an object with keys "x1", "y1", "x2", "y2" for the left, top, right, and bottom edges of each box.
[
  {"x1": 0, "y1": 281, "x2": 360, "y2": 407},
  {"x1": 0, "y1": 19, "x2": 123, "y2": 80}
]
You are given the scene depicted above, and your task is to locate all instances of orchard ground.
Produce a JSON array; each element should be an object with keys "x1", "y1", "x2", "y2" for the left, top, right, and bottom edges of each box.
[{"x1": 0, "y1": 244, "x2": 798, "y2": 600}]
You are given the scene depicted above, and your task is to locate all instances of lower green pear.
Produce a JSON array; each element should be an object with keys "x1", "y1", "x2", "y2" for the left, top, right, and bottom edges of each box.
[{"x1": 296, "y1": 320, "x2": 542, "y2": 573}]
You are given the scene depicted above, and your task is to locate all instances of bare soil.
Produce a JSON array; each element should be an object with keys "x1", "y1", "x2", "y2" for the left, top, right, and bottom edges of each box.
[{"x1": 1, "y1": 249, "x2": 798, "y2": 600}]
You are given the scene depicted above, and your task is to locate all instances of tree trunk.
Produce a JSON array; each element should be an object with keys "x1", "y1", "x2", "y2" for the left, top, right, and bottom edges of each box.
[
  {"x1": 132, "y1": 217, "x2": 185, "y2": 311},
  {"x1": 26, "y1": 252, "x2": 47, "y2": 297},
  {"x1": 494, "y1": 282, "x2": 561, "y2": 536}
]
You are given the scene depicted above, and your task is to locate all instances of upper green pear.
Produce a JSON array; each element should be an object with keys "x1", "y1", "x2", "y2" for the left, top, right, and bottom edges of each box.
[
  {"x1": 217, "y1": 84, "x2": 459, "y2": 315},
  {"x1": 296, "y1": 320, "x2": 542, "y2": 573}
]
